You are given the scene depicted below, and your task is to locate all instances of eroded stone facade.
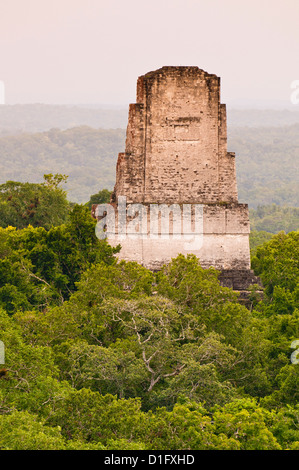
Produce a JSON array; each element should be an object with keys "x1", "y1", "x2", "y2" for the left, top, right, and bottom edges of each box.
[
  {"x1": 94, "y1": 66, "x2": 260, "y2": 291},
  {"x1": 112, "y1": 66, "x2": 238, "y2": 205}
]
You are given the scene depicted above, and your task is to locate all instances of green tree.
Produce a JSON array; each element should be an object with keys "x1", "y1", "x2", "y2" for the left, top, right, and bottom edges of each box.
[
  {"x1": 47, "y1": 388, "x2": 146, "y2": 447},
  {"x1": 252, "y1": 231, "x2": 299, "y2": 315},
  {"x1": 85, "y1": 188, "x2": 112, "y2": 210},
  {"x1": 0, "y1": 411, "x2": 68, "y2": 450},
  {"x1": 0, "y1": 175, "x2": 70, "y2": 230},
  {"x1": 211, "y1": 398, "x2": 281, "y2": 450},
  {"x1": 250, "y1": 230, "x2": 273, "y2": 257},
  {"x1": 0, "y1": 205, "x2": 120, "y2": 313}
]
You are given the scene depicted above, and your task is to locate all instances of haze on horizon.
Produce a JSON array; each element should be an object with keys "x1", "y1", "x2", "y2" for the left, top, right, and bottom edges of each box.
[{"x1": 1, "y1": 0, "x2": 299, "y2": 109}]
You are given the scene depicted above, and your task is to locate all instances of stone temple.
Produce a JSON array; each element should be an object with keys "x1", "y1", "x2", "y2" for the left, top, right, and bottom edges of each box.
[{"x1": 93, "y1": 66, "x2": 260, "y2": 293}]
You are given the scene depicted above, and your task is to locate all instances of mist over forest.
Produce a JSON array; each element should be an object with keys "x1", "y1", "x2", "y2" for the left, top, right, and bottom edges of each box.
[{"x1": 0, "y1": 104, "x2": 298, "y2": 211}]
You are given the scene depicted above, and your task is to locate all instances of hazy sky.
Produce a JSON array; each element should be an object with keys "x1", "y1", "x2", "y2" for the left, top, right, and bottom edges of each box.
[{"x1": 1, "y1": 0, "x2": 299, "y2": 107}]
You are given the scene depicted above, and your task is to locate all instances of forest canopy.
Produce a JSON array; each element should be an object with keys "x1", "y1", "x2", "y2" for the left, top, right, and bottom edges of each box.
[
  {"x1": 0, "y1": 106, "x2": 298, "y2": 451},
  {"x1": 0, "y1": 178, "x2": 298, "y2": 450},
  {"x1": 0, "y1": 122, "x2": 298, "y2": 207}
]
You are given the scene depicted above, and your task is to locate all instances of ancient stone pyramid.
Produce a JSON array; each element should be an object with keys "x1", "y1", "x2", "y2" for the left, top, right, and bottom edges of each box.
[{"x1": 94, "y1": 66, "x2": 261, "y2": 292}]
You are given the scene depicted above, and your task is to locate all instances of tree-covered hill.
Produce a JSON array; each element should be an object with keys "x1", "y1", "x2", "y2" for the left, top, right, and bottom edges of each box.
[
  {"x1": 228, "y1": 124, "x2": 299, "y2": 208},
  {"x1": 0, "y1": 123, "x2": 298, "y2": 207},
  {"x1": 250, "y1": 204, "x2": 299, "y2": 233},
  {"x1": 0, "y1": 127, "x2": 125, "y2": 203}
]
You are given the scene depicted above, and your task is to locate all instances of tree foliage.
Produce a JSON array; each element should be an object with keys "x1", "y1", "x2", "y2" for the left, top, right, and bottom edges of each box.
[
  {"x1": 0, "y1": 174, "x2": 70, "y2": 230},
  {"x1": 85, "y1": 189, "x2": 112, "y2": 210},
  {"x1": 0, "y1": 183, "x2": 298, "y2": 450}
]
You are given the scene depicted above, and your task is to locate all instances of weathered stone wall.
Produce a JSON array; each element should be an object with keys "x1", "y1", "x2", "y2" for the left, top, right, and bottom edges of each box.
[
  {"x1": 104, "y1": 202, "x2": 251, "y2": 271},
  {"x1": 96, "y1": 66, "x2": 258, "y2": 285},
  {"x1": 112, "y1": 66, "x2": 238, "y2": 204}
]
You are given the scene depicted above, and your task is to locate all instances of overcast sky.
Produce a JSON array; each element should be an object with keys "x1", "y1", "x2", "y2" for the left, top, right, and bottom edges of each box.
[{"x1": 1, "y1": 0, "x2": 298, "y2": 107}]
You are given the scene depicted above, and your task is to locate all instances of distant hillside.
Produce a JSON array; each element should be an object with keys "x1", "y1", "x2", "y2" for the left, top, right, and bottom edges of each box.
[
  {"x1": 229, "y1": 124, "x2": 299, "y2": 208},
  {"x1": 248, "y1": 203, "x2": 299, "y2": 255},
  {"x1": 0, "y1": 126, "x2": 125, "y2": 202},
  {"x1": 1, "y1": 104, "x2": 299, "y2": 135},
  {"x1": 0, "y1": 122, "x2": 298, "y2": 207},
  {"x1": 249, "y1": 204, "x2": 299, "y2": 233}
]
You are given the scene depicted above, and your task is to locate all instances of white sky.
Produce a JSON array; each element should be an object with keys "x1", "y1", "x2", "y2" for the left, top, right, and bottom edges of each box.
[{"x1": 0, "y1": 0, "x2": 298, "y2": 107}]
